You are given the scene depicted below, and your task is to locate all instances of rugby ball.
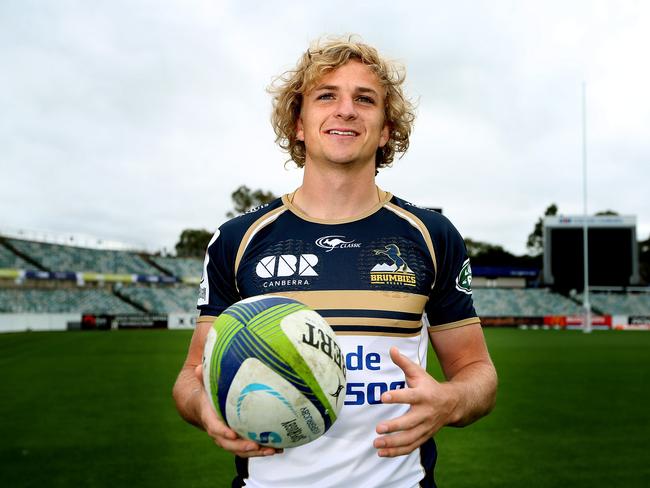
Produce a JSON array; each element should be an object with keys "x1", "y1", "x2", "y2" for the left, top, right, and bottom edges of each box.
[{"x1": 202, "y1": 295, "x2": 347, "y2": 448}]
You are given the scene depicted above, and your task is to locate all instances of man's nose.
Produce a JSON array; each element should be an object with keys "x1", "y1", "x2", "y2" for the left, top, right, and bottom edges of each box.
[{"x1": 335, "y1": 96, "x2": 358, "y2": 120}]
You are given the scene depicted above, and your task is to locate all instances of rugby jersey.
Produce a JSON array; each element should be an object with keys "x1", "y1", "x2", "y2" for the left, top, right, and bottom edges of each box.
[{"x1": 197, "y1": 189, "x2": 480, "y2": 488}]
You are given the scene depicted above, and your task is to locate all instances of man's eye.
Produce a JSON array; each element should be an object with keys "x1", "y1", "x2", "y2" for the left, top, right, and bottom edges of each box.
[
  {"x1": 317, "y1": 93, "x2": 334, "y2": 100},
  {"x1": 357, "y1": 96, "x2": 375, "y2": 104}
]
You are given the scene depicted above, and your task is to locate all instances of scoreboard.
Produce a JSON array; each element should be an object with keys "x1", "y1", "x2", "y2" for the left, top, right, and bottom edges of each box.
[{"x1": 543, "y1": 215, "x2": 640, "y2": 292}]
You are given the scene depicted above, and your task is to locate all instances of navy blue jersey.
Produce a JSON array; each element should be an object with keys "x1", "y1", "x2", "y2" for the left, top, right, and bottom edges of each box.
[{"x1": 198, "y1": 189, "x2": 479, "y2": 488}]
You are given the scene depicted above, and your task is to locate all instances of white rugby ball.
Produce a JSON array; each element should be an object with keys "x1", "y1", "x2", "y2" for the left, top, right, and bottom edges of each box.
[{"x1": 203, "y1": 295, "x2": 347, "y2": 448}]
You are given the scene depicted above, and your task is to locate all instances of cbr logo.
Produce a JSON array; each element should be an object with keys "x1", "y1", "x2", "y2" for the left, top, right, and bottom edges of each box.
[{"x1": 256, "y1": 254, "x2": 319, "y2": 278}]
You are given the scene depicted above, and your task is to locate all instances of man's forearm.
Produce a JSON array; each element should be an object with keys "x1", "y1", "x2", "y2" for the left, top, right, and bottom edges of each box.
[
  {"x1": 445, "y1": 359, "x2": 498, "y2": 427},
  {"x1": 172, "y1": 366, "x2": 205, "y2": 429}
]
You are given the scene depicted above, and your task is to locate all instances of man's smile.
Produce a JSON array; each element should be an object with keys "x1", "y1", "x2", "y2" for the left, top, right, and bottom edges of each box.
[{"x1": 323, "y1": 128, "x2": 360, "y2": 137}]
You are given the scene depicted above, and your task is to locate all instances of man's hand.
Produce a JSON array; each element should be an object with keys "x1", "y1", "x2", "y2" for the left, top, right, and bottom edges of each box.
[
  {"x1": 191, "y1": 365, "x2": 283, "y2": 458},
  {"x1": 172, "y1": 317, "x2": 283, "y2": 459},
  {"x1": 373, "y1": 347, "x2": 459, "y2": 458},
  {"x1": 191, "y1": 365, "x2": 282, "y2": 458}
]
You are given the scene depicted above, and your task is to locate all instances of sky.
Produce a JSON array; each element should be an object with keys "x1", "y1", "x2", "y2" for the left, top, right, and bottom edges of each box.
[{"x1": 1, "y1": 0, "x2": 649, "y2": 255}]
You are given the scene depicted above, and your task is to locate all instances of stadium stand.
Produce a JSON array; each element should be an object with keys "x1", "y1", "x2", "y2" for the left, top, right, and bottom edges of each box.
[
  {"x1": 0, "y1": 243, "x2": 33, "y2": 269},
  {"x1": 0, "y1": 287, "x2": 141, "y2": 314},
  {"x1": 116, "y1": 285, "x2": 198, "y2": 313},
  {"x1": 1, "y1": 233, "x2": 648, "y2": 332},
  {"x1": 4, "y1": 237, "x2": 160, "y2": 275},
  {"x1": 578, "y1": 291, "x2": 650, "y2": 316},
  {"x1": 149, "y1": 256, "x2": 202, "y2": 281},
  {"x1": 472, "y1": 288, "x2": 584, "y2": 317}
]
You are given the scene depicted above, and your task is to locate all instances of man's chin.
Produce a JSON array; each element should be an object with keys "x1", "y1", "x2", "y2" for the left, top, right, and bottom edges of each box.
[{"x1": 322, "y1": 152, "x2": 372, "y2": 166}]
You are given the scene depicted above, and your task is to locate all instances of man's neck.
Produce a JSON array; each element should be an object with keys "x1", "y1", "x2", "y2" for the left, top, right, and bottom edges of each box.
[{"x1": 292, "y1": 161, "x2": 381, "y2": 220}]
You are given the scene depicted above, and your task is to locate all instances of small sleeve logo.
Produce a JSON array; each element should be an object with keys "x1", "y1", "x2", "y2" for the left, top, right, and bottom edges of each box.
[{"x1": 455, "y1": 259, "x2": 473, "y2": 295}]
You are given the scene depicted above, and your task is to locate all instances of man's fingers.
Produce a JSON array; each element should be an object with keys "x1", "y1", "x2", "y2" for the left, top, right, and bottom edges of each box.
[
  {"x1": 194, "y1": 364, "x2": 202, "y2": 381},
  {"x1": 376, "y1": 410, "x2": 422, "y2": 435},
  {"x1": 236, "y1": 449, "x2": 282, "y2": 458},
  {"x1": 234, "y1": 447, "x2": 284, "y2": 458},
  {"x1": 380, "y1": 385, "x2": 420, "y2": 405},
  {"x1": 376, "y1": 433, "x2": 431, "y2": 458},
  {"x1": 201, "y1": 404, "x2": 283, "y2": 458},
  {"x1": 205, "y1": 417, "x2": 238, "y2": 441},
  {"x1": 199, "y1": 396, "x2": 239, "y2": 441},
  {"x1": 389, "y1": 347, "x2": 424, "y2": 379},
  {"x1": 218, "y1": 436, "x2": 283, "y2": 458},
  {"x1": 374, "y1": 425, "x2": 426, "y2": 451}
]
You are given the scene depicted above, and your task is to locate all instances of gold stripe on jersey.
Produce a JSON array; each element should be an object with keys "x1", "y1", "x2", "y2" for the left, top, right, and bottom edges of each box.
[
  {"x1": 267, "y1": 290, "x2": 428, "y2": 314},
  {"x1": 234, "y1": 205, "x2": 288, "y2": 279},
  {"x1": 197, "y1": 315, "x2": 218, "y2": 324},
  {"x1": 326, "y1": 316, "x2": 422, "y2": 330},
  {"x1": 428, "y1": 317, "x2": 481, "y2": 332},
  {"x1": 383, "y1": 202, "x2": 438, "y2": 285},
  {"x1": 334, "y1": 329, "x2": 423, "y2": 337}
]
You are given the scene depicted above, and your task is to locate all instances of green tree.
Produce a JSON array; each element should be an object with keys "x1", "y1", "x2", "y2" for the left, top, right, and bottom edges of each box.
[
  {"x1": 526, "y1": 203, "x2": 558, "y2": 256},
  {"x1": 174, "y1": 186, "x2": 278, "y2": 257},
  {"x1": 226, "y1": 185, "x2": 277, "y2": 218},
  {"x1": 595, "y1": 210, "x2": 619, "y2": 216},
  {"x1": 640, "y1": 235, "x2": 650, "y2": 284},
  {"x1": 465, "y1": 238, "x2": 507, "y2": 259},
  {"x1": 175, "y1": 229, "x2": 212, "y2": 258},
  {"x1": 465, "y1": 238, "x2": 518, "y2": 266}
]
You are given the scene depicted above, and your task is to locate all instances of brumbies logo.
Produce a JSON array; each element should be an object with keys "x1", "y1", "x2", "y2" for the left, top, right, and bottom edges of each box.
[
  {"x1": 370, "y1": 244, "x2": 416, "y2": 287},
  {"x1": 455, "y1": 259, "x2": 473, "y2": 294}
]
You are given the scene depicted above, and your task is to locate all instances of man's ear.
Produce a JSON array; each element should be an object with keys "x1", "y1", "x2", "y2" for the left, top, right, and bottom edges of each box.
[
  {"x1": 296, "y1": 117, "x2": 304, "y2": 142},
  {"x1": 379, "y1": 123, "x2": 389, "y2": 148}
]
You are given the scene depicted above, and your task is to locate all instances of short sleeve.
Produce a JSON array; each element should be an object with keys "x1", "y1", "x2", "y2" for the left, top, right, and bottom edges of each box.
[
  {"x1": 197, "y1": 228, "x2": 240, "y2": 319},
  {"x1": 425, "y1": 220, "x2": 479, "y2": 330}
]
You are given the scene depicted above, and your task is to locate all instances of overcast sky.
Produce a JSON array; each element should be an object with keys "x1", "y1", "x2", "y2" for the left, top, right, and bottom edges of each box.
[{"x1": 1, "y1": 0, "x2": 648, "y2": 255}]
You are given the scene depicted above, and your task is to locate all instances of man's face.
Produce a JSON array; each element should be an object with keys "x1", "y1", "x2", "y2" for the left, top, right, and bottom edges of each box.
[{"x1": 296, "y1": 60, "x2": 390, "y2": 169}]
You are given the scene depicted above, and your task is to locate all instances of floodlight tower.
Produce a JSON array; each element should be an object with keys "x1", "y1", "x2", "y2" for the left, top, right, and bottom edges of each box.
[{"x1": 582, "y1": 82, "x2": 592, "y2": 333}]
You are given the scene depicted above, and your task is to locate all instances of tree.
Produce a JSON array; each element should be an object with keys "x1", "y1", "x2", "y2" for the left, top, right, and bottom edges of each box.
[
  {"x1": 640, "y1": 235, "x2": 650, "y2": 284},
  {"x1": 526, "y1": 203, "x2": 558, "y2": 256},
  {"x1": 465, "y1": 238, "x2": 517, "y2": 267},
  {"x1": 174, "y1": 186, "x2": 278, "y2": 257},
  {"x1": 465, "y1": 238, "x2": 507, "y2": 260},
  {"x1": 175, "y1": 229, "x2": 212, "y2": 258},
  {"x1": 226, "y1": 185, "x2": 277, "y2": 218},
  {"x1": 595, "y1": 210, "x2": 619, "y2": 216}
]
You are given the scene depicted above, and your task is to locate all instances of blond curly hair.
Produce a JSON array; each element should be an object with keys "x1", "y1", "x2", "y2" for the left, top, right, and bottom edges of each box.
[{"x1": 269, "y1": 35, "x2": 416, "y2": 169}]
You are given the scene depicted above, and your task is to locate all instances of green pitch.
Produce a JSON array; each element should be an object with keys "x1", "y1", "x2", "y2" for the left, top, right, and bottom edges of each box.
[{"x1": 1, "y1": 329, "x2": 649, "y2": 487}]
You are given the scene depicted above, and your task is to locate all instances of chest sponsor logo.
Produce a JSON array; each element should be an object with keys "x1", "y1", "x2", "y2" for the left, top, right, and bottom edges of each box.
[
  {"x1": 370, "y1": 244, "x2": 416, "y2": 287},
  {"x1": 455, "y1": 258, "x2": 473, "y2": 294},
  {"x1": 315, "y1": 235, "x2": 362, "y2": 252},
  {"x1": 256, "y1": 254, "x2": 318, "y2": 288}
]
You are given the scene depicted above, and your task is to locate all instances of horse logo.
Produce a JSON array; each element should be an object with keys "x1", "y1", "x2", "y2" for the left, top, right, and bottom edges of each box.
[
  {"x1": 370, "y1": 244, "x2": 416, "y2": 287},
  {"x1": 372, "y1": 244, "x2": 412, "y2": 273}
]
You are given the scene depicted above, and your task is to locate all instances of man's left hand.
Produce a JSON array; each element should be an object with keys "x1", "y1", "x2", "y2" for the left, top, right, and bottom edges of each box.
[{"x1": 373, "y1": 346, "x2": 459, "y2": 457}]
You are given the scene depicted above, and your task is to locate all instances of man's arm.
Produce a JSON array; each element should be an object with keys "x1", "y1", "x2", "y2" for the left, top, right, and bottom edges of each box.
[
  {"x1": 172, "y1": 319, "x2": 282, "y2": 458},
  {"x1": 373, "y1": 323, "x2": 497, "y2": 457},
  {"x1": 428, "y1": 323, "x2": 497, "y2": 426}
]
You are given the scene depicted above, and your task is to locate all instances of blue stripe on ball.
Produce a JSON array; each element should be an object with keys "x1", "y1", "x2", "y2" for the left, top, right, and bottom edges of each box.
[
  {"x1": 223, "y1": 296, "x2": 301, "y2": 325},
  {"x1": 218, "y1": 327, "x2": 332, "y2": 431}
]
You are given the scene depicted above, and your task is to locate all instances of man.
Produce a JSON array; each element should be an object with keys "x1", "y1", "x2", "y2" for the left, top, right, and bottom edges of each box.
[{"x1": 173, "y1": 36, "x2": 497, "y2": 487}]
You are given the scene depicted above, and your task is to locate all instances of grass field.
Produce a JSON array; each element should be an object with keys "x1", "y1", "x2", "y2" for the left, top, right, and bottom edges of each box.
[{"x1": 1, "y1": 328, "x2": 649, "y2": 487}]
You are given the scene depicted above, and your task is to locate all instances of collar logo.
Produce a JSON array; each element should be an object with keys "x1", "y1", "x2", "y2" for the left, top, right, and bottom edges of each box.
[
  {"x1": 315, "y1": 235, "x2": 362, "y2": 252},
  {"x1": 370, "y1": 244, "x2": 416, "y2": 287}
]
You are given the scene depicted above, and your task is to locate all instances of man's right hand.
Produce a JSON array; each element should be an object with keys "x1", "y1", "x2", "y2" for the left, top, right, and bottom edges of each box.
[{"x1": 192, "y1": 364, "x2": 283, "y2": 458}]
